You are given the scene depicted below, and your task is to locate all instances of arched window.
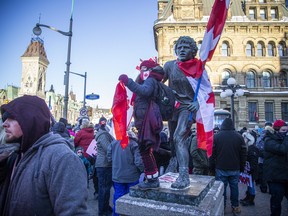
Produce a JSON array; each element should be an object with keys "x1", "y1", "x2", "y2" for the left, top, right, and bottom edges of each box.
[
  {"x1": 246, "y1": 42, "x2": 253, "y2": 56},
  {"x1": 222, "y1": 41, "x2": 229, "y2": 56},
  {"x1": 278, "y1": 42, "x2": 286, "y2": 57},
  {"x1": 279, "y1": 71, "x2": 288, "y2": 87},
  {"x1": 262, "y1": 71, "x2": 271, "y2": 87},
  {"x1": 268, "y1": 42, "x2": 275, "y2": 56},
  {"x1": 222, "y1": 70, "x2": 230, "y2": 85},
  {"x1": 246, "y1": 71, "x2": 256, "y2": 88},
  {"x1": 257, "y1": 42, "x2": 264, "y2": 56}
]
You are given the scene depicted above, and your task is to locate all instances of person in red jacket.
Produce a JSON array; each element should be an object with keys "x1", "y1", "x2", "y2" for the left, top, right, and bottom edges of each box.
[{"x1": 74, "y1": 119, "x2": 95, "y2": 159}]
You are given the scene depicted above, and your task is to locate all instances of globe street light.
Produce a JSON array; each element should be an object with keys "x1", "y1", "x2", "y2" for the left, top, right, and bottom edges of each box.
[
  {"x1": 32, "y1": 0, "x2": 74, "y2": 120},
  {"x1": 220, "y1": 77, "x2": 244, "y2": 127}
]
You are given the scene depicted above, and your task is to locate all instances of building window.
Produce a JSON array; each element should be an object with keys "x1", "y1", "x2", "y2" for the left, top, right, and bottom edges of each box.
[
  {"x1": 246, "y1": 71, "x2": 256, "y2": 88},
  {"x1": 262, "y1": 71, "x2": 271, "y2": 87},
  {"x1": 260, "y1": 8, "x2": 267, "y2": 20},
  {"x1": 259, "y1": 0, "x2": 266, "y2": 3},
  {"x1": 257, "y1": 42, "x2": 264, "y2": 56},
  {"x1": 248, "y1": 102, "x2": 258, "y2": 122},
  {"x1": 222, "y1": 42, "x2": 229, "y2": 56},
  {"x1": 279, "y1": 71, "x2": 288, "y2": 87},
  {"x1": 249, "y1": 8, "x2": 256, "y2": 20},
  {"x1": 198, "y1": 41, "x2": 202, "y2": 51},
  {"x1": 265, "y1": 102, "x2": 274, "y2": 122},
  {"x1": 246, "y1": 42, "x2": 253, "y2": 56},
  {"x1": 278, "y1": 42, "x2": 286, "y2": 57},
  {"x1": 271, "y1": 8, "x2": 278, "y2": 19},
  {"x1": 268, "y1": 42, "x2": 275, "y2": 56},
  {"x1": 281, "y1": 102, "x2": 288, "y2": 122},
  {"x1": 221, "y1": 71, "x2": 230, "y2": 85}
]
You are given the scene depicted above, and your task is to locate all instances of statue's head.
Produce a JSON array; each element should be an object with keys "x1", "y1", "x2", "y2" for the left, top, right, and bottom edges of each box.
[{"x1": 174, "y1": 36, "x2": 198, "y2": 62}]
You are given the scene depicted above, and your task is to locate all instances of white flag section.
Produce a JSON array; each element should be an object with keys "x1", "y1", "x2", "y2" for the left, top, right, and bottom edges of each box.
[{"x1": 86, "y1": 139, "x2": 97, "y2": 157}]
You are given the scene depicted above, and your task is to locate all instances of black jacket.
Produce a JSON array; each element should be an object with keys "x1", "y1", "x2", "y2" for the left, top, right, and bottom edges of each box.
[
  {"x1": 263, "y1": 131, "x2": 288, "y2": 183},
  {"x1": 209, "y1": 118, "x2": 247, "y2": 172},
  {"x1": 247, "y1": 144, "x2": 259, "y2": 180}
]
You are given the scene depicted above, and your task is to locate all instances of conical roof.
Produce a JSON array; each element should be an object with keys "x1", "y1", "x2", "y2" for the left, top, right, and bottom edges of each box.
[{"x1": 22, "y1": 37, "x2": 49, "y2": 64}]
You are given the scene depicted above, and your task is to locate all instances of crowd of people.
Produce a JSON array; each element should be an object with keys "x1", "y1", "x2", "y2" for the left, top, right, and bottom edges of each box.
[{"x1": 0, "y1": 35, "x2": 287, "y2": 216}]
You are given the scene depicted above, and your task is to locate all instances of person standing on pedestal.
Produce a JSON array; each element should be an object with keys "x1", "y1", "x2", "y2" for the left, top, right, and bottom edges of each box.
[{"x1": 118, "y1": 59, "x2": 164, "y2": 190}]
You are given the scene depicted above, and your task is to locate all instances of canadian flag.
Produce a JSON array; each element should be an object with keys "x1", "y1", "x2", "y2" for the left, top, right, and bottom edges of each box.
[
  {"x1": 190, "y1": 0, "x2": 231, "y2": 157},
  {"x1": 111, "y1": 82, "x2": 133, "y2": 149}
]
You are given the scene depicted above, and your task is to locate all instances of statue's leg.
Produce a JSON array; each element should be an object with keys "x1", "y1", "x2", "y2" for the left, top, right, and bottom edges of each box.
[
  {"x1": 171, "y1": 110, "x2": 191, "y2": 189},
  {"x1": 165, "y1": 120, "x2": 178, "y2": 173}
]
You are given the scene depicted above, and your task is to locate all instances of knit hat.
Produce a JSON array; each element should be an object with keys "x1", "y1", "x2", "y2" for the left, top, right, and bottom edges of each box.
[
  {"x1": 265, "y1": 121, "x2": 273, "y2": 127},
  {"x1": 140, "y1": 60, "x2": 159, "y2": 70},
  {"x1": 273, "y1": 119, "x2": 287, "y2": 131},
  {"x1": 99, "y1": 117, "x2": 107, "y2": 125},
  {"x1": 59, "y1": 117, "x2": 68, "y2": 126}
]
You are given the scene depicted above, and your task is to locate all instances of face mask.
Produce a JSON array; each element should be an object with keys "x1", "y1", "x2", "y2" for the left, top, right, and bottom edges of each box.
[{"x1": 140, "y1": 70, "x2": 150, "y2": 80}]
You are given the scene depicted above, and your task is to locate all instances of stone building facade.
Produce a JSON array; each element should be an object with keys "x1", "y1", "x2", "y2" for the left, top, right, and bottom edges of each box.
[{"x1": 154, "y1": 0, "x2": 288, "y2": 129}]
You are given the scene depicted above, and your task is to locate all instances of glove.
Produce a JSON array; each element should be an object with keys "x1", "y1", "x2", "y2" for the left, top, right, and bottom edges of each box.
[
  {"x1": 187, "y1": 101, "x2": 199, "y2": 112},
  {"x1": 118, "y1": 74, "x2": 129, "y2": 85}
]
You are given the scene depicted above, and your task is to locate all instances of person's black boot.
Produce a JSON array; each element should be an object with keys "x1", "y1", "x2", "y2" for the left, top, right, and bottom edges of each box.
[
  {"x1": 138, "y1": 178, "x2": 160, "y2": 190},
  {"x1": 241, "y1": 195, "x2": 255, "y2": 206},
  {"x1": 240, "y1": 191, "x2": 250, "y2": 204},
  {"x1": 260, "y1": 185, "x2": 267, "y2": 193}
]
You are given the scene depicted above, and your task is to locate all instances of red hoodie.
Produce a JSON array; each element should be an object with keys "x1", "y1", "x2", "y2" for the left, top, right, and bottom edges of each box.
[{"x1": 74, "y1": 127, "x2": 95, "y2": 158}]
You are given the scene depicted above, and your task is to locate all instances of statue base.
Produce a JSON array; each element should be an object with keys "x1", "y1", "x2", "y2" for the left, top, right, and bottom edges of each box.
[{"x1": 116, "y1": 172, "x2": 224, "y2": 216}]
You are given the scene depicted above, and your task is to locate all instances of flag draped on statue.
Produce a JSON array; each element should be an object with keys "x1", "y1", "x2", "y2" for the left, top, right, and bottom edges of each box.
[
  {"x1": 111, "y1": 0, "x2": 230, "y2": 154},
  {"x1": 111, "y1": 82, "x2": 133, "y2": 149},
  {"x1": 190, "y1": 0, "x2": 231, "y2": 157}
]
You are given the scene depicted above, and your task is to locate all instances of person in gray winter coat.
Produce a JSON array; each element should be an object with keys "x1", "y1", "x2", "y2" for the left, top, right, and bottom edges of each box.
[
  {"x1": 107, "y1": 131, "x2": 144, "y2": 216},
  {"x1": 95, "y1": 117, "x2": 115, "y2": 216},
  {"x1": 0, "y1": 95, "x2": 89, "y2": 216}
]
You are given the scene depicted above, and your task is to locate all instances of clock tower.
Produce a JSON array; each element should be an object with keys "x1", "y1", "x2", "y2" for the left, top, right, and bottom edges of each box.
[{"x1": 19, "y1": 37, "x2": 49, "y2": 99}]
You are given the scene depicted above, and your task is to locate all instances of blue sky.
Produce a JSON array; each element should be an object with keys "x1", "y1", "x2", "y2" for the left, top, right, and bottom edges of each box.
[{"x1": 0, "y1": 0, "x2": 158, "y2": 108}]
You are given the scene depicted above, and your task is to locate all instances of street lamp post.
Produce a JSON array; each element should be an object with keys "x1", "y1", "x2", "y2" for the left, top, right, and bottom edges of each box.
[
  {"x1": 220, "y1": 77, "x2": 244, "y2": 127},
  {"x1": 32, "y1": 1, "x2": 74, "y2": 119},
  {"x1": 70, "y1": 71, "x2": 87, "y2": 108}
]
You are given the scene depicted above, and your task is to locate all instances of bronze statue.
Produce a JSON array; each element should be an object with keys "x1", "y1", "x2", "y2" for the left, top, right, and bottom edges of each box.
[{"x1": 163, "y1": 36, "x2": 200, "y2": 189}]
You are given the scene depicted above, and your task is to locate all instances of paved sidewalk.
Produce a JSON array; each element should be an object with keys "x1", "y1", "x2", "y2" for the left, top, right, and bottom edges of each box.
[{"x1": 224, "y1": 183, "x2": 288, "y2": 216}]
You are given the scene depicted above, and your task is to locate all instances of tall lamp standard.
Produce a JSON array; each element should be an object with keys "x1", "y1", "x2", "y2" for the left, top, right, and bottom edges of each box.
[
  {"x1": 32, "y1": 0, "x2": 74, "y2": 119},
  {"x1": 220, "y1": 77, "x2": 244, "y2": 127},
  {"x1": 70, "y1": 71, "x2": 87, "y2": 108}
]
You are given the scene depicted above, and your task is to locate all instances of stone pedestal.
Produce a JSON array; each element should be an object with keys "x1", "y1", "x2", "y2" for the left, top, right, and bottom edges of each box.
[{"x1": 116, "y1": 172, "x2": 224, "y2": 216}]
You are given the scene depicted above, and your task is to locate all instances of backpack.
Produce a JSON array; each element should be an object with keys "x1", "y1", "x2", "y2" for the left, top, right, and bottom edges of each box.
[{"x1": 155, "y1": 82, "x2": 175, "y2": 121}]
